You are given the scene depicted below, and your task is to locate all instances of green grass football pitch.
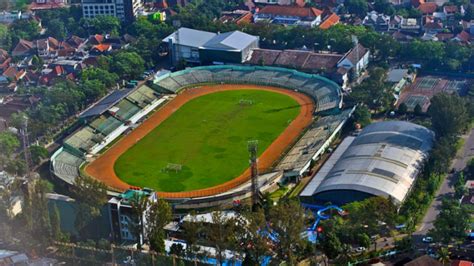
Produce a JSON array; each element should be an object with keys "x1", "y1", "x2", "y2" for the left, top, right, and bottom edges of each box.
[{"x1": 114, "y1": 89, "x2": 300, "y2": 192}]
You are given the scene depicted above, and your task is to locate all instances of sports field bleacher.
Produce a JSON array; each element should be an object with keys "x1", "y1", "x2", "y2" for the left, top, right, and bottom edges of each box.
[
  {"x1": 90, "y1": 115, "x2": 123, "y2": 136},
  {"x1": 51, "y1": 149, "x2": 85, "y2": 184},
  {"x1": 126, "y1": 85, "x2": 158, "y2": 108},
  {"x1": 114, "y1": 99, "x2": 141, "y2": 121},
  {"x1": 154, "y1": 66, "x2": 342, "y2": 112},
  {"x1": 64, "y1": 126, "x2": 101, "y2": 154}
]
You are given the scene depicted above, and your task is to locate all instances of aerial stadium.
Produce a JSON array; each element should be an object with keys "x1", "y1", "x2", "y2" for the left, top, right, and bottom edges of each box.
[{"x1": 50, "y1": 65, "x2": 351, "y2": 207}]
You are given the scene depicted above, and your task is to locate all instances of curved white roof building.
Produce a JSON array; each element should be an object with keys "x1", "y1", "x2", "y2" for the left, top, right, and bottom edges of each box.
[{"x1": 300, "y1": 121, "x2": 434, "y2": 205}]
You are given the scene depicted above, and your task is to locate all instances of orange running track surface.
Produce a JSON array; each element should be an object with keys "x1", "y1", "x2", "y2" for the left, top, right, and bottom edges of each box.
[{"x1": 85, "y1": 84, "x2": 314, "y2": 198}]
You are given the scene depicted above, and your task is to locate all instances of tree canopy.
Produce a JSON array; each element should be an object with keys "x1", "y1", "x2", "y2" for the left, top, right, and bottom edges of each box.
[{"x1": 428, "y1": 93, "x2": 468, "y2": 138}]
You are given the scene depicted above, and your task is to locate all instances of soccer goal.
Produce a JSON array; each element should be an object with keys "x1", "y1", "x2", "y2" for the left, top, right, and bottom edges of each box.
[
  {"x1": 162, "y1": 163, "x2": 183, "y2": 173},
  {"x1": 239, "y1": 99, "x2": 254, "y2": 106}
]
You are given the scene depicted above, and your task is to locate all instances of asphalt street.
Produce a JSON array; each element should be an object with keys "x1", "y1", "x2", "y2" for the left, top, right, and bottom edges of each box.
[{"x1": 414, "y1": 127, "x2": 474, "y2": 238}]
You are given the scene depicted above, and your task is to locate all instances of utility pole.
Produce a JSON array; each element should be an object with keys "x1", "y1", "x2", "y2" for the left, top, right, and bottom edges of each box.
[{"x1": 248, "y1": 140, "x2": 259, "y2": 209}]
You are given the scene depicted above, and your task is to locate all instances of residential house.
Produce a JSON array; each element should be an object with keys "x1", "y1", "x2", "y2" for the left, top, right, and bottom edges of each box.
[
  {"x1": 443, "y1": 5, "x2": 460, "y2": 17},
  {"x1": 219, "y1": 10, "x2": 253, "y2": 25},
  {"x1": 254, "y1": 5, "x2": 323, "y2": 27},
  {"x1": 163, "y1": 27, "x2": 259, "y2": 65},
  {"x1": 253, "y1": 0, "x2": 306, "y2": 6},
  {"x1": 399, "y1": 17, "x2": 422, "y2": 32},
  {"x1": 0, "y1": 49, "x2": 11, "y2": 73},
  {"x1": 404, "y1": 255, "x2": 443, "y2": 266},
  {"x1": 91, "y1": 43, "x2": 113, "y2": 54},
  {"x1": 423, "y1": 17, "x2": 444, "y2": 33},
  {"x1": 319, "y1": 12, "x2": 340, "y2": 29},
  {"x1": 36, "y1": 37, "x2": 60, "y2": 58},
  {"x1": 363, "y1": 11, "x2": 391, "y2": 31},
  {"x1": 30, "y1": 0, "x2": 66, "y2": 10},
  {"x1": 11, "y1": 39, "x2": 35, "y2": 57},
  {"x1": 336, "y1": 43, "x2": 370, "y2": 80},
  {"x1": 418, "y1": 2, "x2": 438, "y2": 15},
  {"x1": 0, "y1": 11, "x2": 31, "y2": 24},
  {"x1": 453, "y1": 30, "x2": 471, "y2": 44}
]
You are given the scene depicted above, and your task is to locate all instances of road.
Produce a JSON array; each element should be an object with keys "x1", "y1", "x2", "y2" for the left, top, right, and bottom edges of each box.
[{"x1": 414, "y1": 127, "x2": 474, "y2": 239}]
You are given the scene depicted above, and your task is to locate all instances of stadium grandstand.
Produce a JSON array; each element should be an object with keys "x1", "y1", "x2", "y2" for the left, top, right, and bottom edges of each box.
[
  {"x1": 153, "y1": 65, "x2": 342, "y2": 112},
  {"x1": 300, "y1": 121, "x2": 434, "y2": 205},
  {"x1": 51, "y1": 83, "x2": 166, "y2": 185},
  {"x1": 276, "y1": 108, "x2": 354, "y2": 180},
  {"x1": 52, "y1": 66, "x2": 344, "y2": 201}
]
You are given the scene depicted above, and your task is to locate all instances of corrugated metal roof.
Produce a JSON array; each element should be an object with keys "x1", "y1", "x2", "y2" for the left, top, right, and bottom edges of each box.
[
  {"x1": 301, "y1": 121, "x2": 434, "y2": 204},
  {"x1": 163, "y1": 27, "x2": 216, "y2": 48},
  {"x1": 202, "y1": 31, "x2": 258, "y2": 51}
]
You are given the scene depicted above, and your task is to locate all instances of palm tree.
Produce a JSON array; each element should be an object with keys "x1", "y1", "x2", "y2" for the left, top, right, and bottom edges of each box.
[{"x1": 438, "y1": 247, "x2": 450, "y2": 265}]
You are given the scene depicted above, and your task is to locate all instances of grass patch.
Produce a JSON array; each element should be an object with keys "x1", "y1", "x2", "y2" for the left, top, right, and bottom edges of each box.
[
  {"x1": 270, "y1": 185, "x2": 290, "y2": 201},
  {"x1": 114, "y1": 89, "x2": 300, "y2": 192}
]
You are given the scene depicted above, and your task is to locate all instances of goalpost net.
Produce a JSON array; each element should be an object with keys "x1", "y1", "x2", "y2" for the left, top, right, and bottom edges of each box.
[
  {"x1": 239, "y1": 99, "x2": 254, "y2": 106},
  {"x1": 162, "y1": 163, "x2": 183, "y2": 173}
]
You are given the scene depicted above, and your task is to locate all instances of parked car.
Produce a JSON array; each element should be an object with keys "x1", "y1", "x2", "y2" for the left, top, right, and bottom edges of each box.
[
  {"x1": 355, "y1": 247, "x2": 366, "y2": 252},
  {"x1": 422, "y1": 237, "x2": 433, "y2": 243}
]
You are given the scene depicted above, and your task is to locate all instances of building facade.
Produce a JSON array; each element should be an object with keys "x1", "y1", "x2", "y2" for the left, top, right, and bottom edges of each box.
[{"x1": 81, "y1": 0, "x2": 142, "y2": 22}]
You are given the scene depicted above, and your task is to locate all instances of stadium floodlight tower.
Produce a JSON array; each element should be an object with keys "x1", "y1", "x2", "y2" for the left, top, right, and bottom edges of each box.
[{"x1": 248, "y1": 140, "x2": 259, "y2": 208}]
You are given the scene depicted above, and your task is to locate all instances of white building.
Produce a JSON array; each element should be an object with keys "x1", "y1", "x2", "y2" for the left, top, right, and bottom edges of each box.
[{"x1": 81, "y1": 0, "x2": 142, "y2": 22}]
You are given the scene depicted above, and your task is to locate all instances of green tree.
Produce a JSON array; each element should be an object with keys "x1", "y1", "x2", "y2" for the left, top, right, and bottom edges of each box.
[
  {"x1": 414, "y1": 104, "x2": 423, "y2": 115},
  {"x1": 88, "y1": 16, "x2": 121, "y2": 36},
  {"x1": 353, "y1": 105, "x2": 371, "y2": 127},
  {"x1": 30, "y1": 145, "x2": 48, "y2": 165},
  {"x1": 81, "y1": 79, "x2": 107, "y2": 100},
  {"x1": 438, "y1": 247, "x2": 450, "y2": 265},
  {"x1": 10, "y1": 19, "x2": 40, "y2": 45},
  {"x1": 45, "y1": 18, "x2": 66, "y2": 40},
  {"x1": 203, "y1": 210, "x2": 240, "y2": 265},
  {"x1": 430, "y1": 199, "x2": 470, "y2": 244},
  {"x1": 81, "y1": 67, "x2": 118, "y2": 88},
  {"x1": 110, "y1": 51, "x2": 145, "y2": 79},
  {"x1": 130, "y1": 192, "x2": 149, "y2": 248},
  {"x1": 398, "y1": 103, "x2": 408, "y2": 115},
  {"x1": 345, "y1": 0, "x2": 368, "y2": 17},
  {"x1": 0, "y1": 132, "x2": 20, "y2": 159},
  {"x1": 146, "y1": 198, "x2": 172, "y2": 252},
  {"x1": 269, "y1": 199, "x2": 307, "y2": 264},
  {"x1": 319, "y1": 230, "x2": 343, "y2": 259},
  {"x1": 239, "y1": 208, "x2": 272, "y2": 265},
  {"x1": 50, "y1": 202, "x2": 61, "y2": 240},
  {"x1": 71, "y1": 175, "x2": 108, "y2": 235},
  {"x1": 30, "y1": 179, "x2": 53, "y2": 245},
  {"x1": 181, "y1": 211, "x2": 201, "y2": 258},
  {"x1": 454, "y1": 172, "x2": 467, "y2": 199},
  {"x1": 0, "y1": 24, "x2": 11, "y2": 51},
  {"x1": 428, "y1": 93, "x2": 468, "y2": 138}
]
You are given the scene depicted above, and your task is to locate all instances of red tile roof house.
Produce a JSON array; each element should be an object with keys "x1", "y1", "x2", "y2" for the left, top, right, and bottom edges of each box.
[
  {"x1": 36, "y1": 37, "x2": 60, "y2": 58},
  {"x1": 453, "y1": 30, "x2": 472, "y2": 44},
  {"x1": 418, "y1": 2, "x2": 438, "y2": 15},
  {"x1": 319, "y1": 12, "x2": 340, "y2": 29},
  {"x1": 254, "y1": 5, "x2": 323, "y2": 27},
  {"x1": 11, "y1": 39, "x2": 36, "y2": 57}
]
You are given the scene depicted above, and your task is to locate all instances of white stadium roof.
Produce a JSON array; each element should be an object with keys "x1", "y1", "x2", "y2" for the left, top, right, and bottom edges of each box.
[{"x1": 300, "y1": 121, "x2": 434, "y2": 205}]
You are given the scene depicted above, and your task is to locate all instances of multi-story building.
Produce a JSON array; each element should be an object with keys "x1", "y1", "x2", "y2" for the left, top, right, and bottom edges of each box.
[
  {"x1": 81, "y1": 0, "x2": 142, "y2": 22},
  {"x1": 108, "y1": 188, "x2": 155, "y2": 243}
]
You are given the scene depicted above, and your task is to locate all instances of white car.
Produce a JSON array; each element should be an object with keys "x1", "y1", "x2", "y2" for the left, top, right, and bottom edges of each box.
[
  {"x1": 422, "y1": 237, "x2": 433, "y2": 243},
  {"x1": 355, "y1": 247, "x2": 366, "y2": 252}
]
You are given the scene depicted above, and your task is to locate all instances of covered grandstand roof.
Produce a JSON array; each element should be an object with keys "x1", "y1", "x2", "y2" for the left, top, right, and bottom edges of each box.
[
  {"x1": 300, "y1": 121, "x2": 434, "y2": 205},
  {"x1": 202, "y1": 31, "x2": 258, "y2": 51},
  {"x1": 80, "y1": 88, "x2": 134, "y2": 118}
]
